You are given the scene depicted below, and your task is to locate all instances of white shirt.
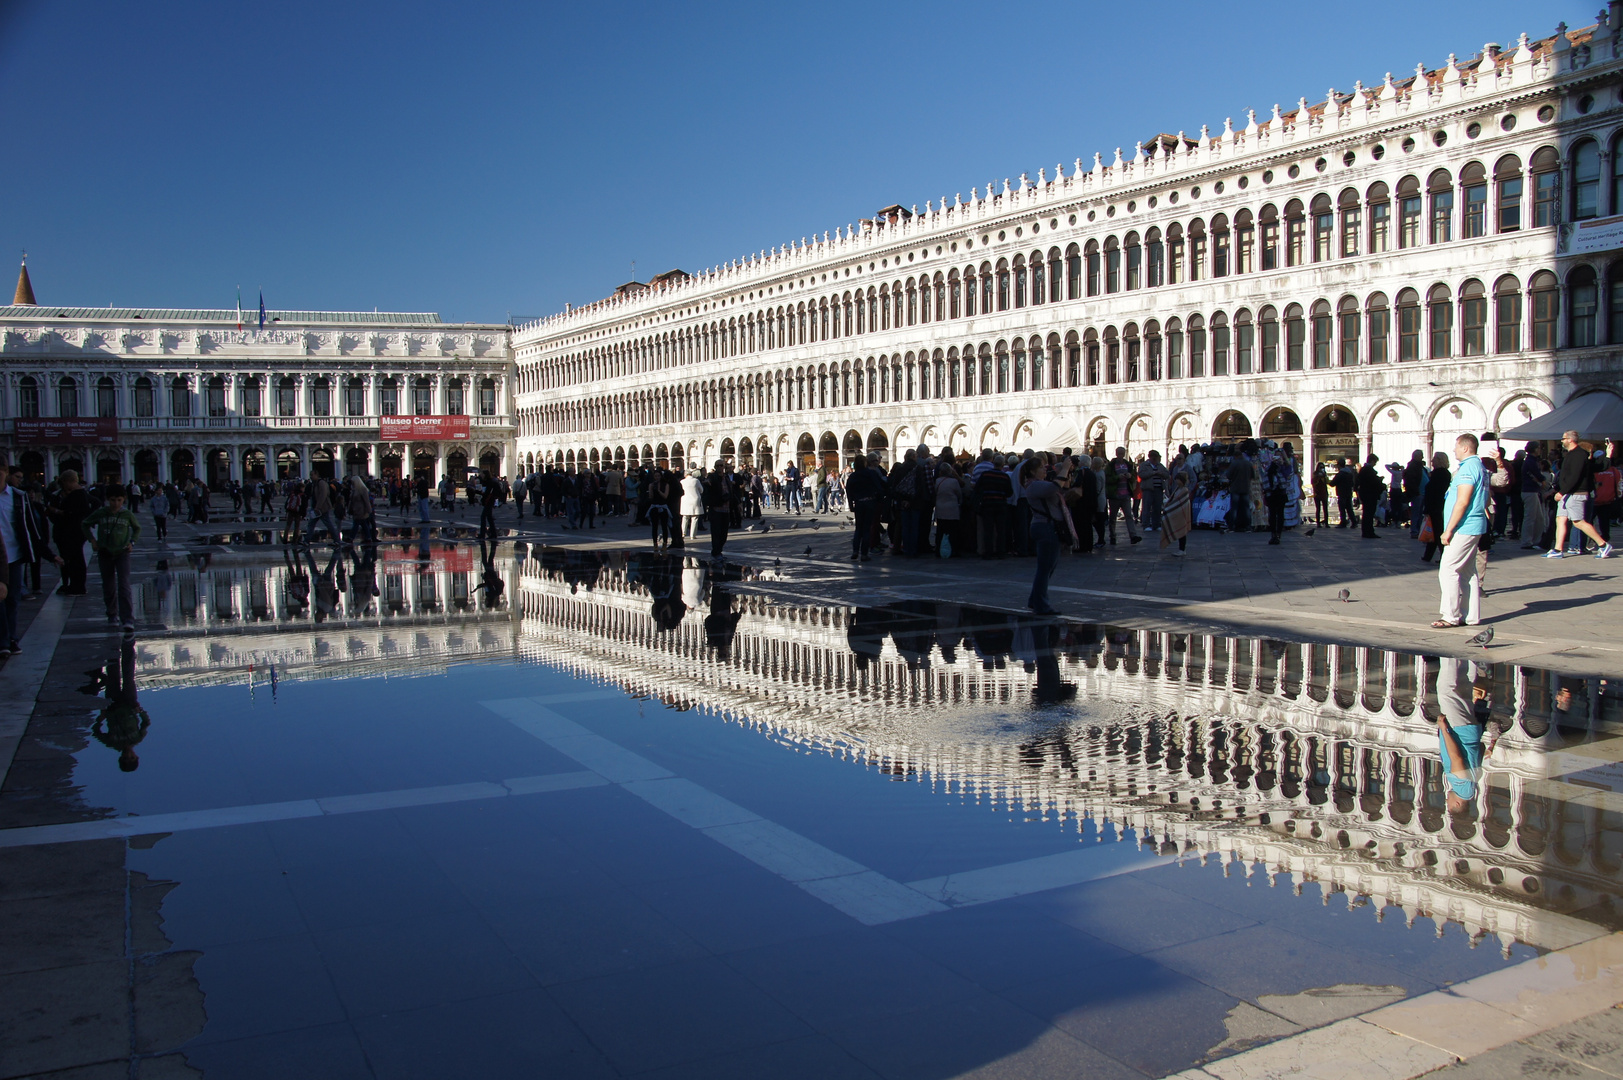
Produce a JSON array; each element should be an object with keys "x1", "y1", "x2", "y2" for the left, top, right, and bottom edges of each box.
[{"x1": 0, "y1": 486, "x2": 20, "y2": 564}]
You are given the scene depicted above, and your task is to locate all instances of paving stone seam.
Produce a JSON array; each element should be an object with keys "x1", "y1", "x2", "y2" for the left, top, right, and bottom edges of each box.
[{"x1": 1165, "y1": 932, "x2": 1623, "y2": 1080}]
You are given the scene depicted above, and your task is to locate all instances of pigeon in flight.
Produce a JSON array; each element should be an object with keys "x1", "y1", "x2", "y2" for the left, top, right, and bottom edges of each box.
[
  {"x1": 1337, "y1": 588, "x2": 1350, "y2": 603},
  {"x1": 1467, "y1": 626, "x2": 1494, "y2": 648}
]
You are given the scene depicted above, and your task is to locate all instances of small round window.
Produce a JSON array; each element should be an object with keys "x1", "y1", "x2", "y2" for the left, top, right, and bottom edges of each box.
[
  {"x1": 1466, "y1": 121, "x2": 1481, "y2": 139},
  {"x1": 1372, "y1": 145, "x2": 1386, "y2": 160},
  {"x1": 1579, "y1": 94, "x2": 1595, "y2": 115},
  {"x1": 1314, "y1": 157, "x2": 1327, "y2": 172},
  {"x1": 1500, "y1": 114, "x2": 1517, "y2": 131},
  {"x1": 1432, "y1": 130, "x2": 1448, "y2": 147},
  {"x1": 1537, "y1": 104, "x2": 1555, "y2": 123},
  {"x1": 1287, "y1": 164, "x2": 1301, "y2": 179},
  {"x1": 1342, "y1": 151, "x2": 1356, "y2": 166}
]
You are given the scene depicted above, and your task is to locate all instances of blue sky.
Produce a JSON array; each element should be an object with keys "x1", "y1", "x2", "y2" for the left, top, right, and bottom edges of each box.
[{"x1": 0, "y1": 0, "x2": 1573, "y2": 323}]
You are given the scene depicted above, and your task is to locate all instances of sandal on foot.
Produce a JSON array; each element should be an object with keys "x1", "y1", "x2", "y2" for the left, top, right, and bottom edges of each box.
[{"x1": 1430, "y1": 619, "x2": 1463, "y2": 629}]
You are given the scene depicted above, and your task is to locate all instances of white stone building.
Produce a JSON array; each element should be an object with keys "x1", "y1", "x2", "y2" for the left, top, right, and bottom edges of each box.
[
  {"x1": 0, "y1": 287, "x2": 514, "y2": 487},
  {"x1": 513, "y1": 15, "x2": 1623, "y2": 476}
]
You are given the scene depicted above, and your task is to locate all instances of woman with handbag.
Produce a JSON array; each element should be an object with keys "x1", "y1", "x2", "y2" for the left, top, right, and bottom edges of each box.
[{"x1": 1420, "y1": 453, "x2": 1451, "y2": 563}]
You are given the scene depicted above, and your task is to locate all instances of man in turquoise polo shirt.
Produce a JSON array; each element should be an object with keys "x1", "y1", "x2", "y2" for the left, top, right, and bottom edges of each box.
[
  {"x1": 1434, "y1": 655, "x2": 1487, "y2": 816},
  {"x1": 1433, "y1": 433, "x2": 1490, "y2": 628}
]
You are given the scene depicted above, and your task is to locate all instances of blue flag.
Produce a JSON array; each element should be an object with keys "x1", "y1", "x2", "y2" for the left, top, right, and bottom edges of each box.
[{"x1": 258, "y1": 289, "x2": 266, "y2": 329}]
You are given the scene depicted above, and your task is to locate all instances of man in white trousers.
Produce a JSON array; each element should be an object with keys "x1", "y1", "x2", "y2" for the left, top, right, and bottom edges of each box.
[{"x1": 1432, "y1": 433, "x2": 1490, "y2": 629}]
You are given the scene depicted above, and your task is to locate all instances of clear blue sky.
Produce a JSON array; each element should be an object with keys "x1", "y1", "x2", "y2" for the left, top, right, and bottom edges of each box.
[{"x1": 0, "y1": 0, "x2": 1573, "y2": 324}]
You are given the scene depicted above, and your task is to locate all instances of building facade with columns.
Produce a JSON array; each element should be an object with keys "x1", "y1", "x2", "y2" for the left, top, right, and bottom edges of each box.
[
  {"x1": 513, "y1": 16, "x2": 1623, "y2": 477},
  {"x1": 0, "y1": 301, "x2": 514, "y2": 487}
]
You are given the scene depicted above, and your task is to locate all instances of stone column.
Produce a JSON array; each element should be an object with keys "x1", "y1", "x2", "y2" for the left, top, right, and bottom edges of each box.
[{"x1": 298, "y1": 445, "x2": 311, "y2": 479}]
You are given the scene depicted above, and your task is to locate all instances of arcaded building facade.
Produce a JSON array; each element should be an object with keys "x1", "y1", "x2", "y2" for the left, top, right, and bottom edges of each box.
[
  {"x1": 514, "y1": 16, "x2": 1623, "y2": 475},
  {"x1": 0, "y1": 304, "x2": 514, "y2": 487}
]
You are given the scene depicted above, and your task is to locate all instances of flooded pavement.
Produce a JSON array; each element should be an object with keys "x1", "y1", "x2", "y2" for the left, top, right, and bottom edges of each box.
[{"x1": 4, "y1": 541, "x2": 1622, "y2": 1079}]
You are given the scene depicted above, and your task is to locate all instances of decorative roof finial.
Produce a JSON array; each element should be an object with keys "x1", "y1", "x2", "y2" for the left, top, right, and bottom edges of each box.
[{"x1": 13, "y1": 252, "x2": 36, "y2": 306}]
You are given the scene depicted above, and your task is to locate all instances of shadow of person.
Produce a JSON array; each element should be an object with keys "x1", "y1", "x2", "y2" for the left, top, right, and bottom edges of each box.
[{"x1": 90, "y1": 636, "x2": 149, "y2": 772}]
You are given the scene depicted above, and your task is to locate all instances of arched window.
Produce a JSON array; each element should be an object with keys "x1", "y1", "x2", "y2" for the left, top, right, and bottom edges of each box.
[
  {"x1": 1494, "y1": 276, "x2": 1522, "y2": 352},
  {"x1": 1065, "y1": 244, "x2": 1082, "y2": 300},
  {"x1": 1397, "y1": 288, "x2": 1422, "y2": 360},
  {"x1": 1083, "y1": 328, "x2": 1100, "y2": 385},
  {"x1": 1311, "y1": 301, "x2": 1333, "y2": 368},
  {"x1": 1573, "y1": 139, "x2": 1601, "y2": 221},
  {"x1": 995, "y1": 340, "x2": 1010, "y2": 392},
  {"x1": 1125, "y1": 232, "x2": 1143, "y2": 289},
  {"x1": 1366, "y1": 183, "x2": 1390, "y2": 253},
  {"x1": 1012, "y1": 257, "x2": 1026, "y2": 308},
  {"x1": 378, "y1": 376, "x2": 397, "y2": 416},
  {"x1": 1123, "y1": 323, "x2": 1140, "y2": 382},
  {"x1": 96, "y1": 376, "x2": 117, "y2": 418},
  {"x1": 1569, "y1": 265, "x2": 1599, "y2": 346},
  {"x1": 1144, "y1": 320, "x2": 1162, "y2": 380},
  {"x1": 996, "y1": 260, "x2": 1010, "y2": 311},
  {"x1": 17, "y1": 376, "x2": 38, "y2": 418},
  {"x1": 1210, "y1": 312, "x2": 1230, "y2": 375},
  {"x1": 344, "y1": 377, "x2": 365, "y2": 416},
  {"x1": 312, "y1": 376, "x2": 332, "y2": 417},
  {"x1": 133, "y1": 377, "x2": 153, "y2": 418},
  {"x1": 1397, "y1": 176, "x2": 1422, "y2": 247},
  {"x1": 1259, "y1": 205, "x2": 1280, "y2": 269},
  {"x1": 446, "y1": 378, "x2": 465, "y2": 415},
  {"x1": 1188, "y1": 219, "x2": 1207, "y2": 281},
  {"x1": 1310, "y1": 195, "x2": 1333, "y2": 261},
  {"x1": 1460, "y1": 279, "x2": 1488, "y2": 356},
  {"x1": 1012, "y1": 337, "x2": 1026, "y2": 389},
  {"x1": 1085, "y1": 240, "x2": 1101, "y2": 296},
  {"x1": 1429, "y1": 169, "x2": 1455, "y2": 242},
  {"x1": 1146, "y1": 229, "x2": 1164, "y2": 286},
  {"x1": 1104, "y1": 327, "x2": 1120, "y2": 384},
  {"x1": 1258, "y1": 306, "x2": 1279, "y2": 371},
  {"x1": 1165, "y1": 318, "x2": 1184, "y2": 379},
  {"x1": 1188, "y1": 313, "x2": 1207, "y2": 377},
  {"x1": 1029, "y1": 254, "x2": 1045, "y2": 305},
  {"x1": 1211, "y1": 215, "x2": 1231, "y2": 277},
  {"x1": 1428, "y1": 284, "x2": 1454, "y2": 358},
  {"x1": 1460, "y1": 162, "x2": 1488, "y2": 238},
  {"x1": 481, "y1": 377, "x2": 497, "y2": 416},
  {"x1": 1167, "y1": 223, "x2": 1186, "y2": 283},
  {"x1": 1523, "y1": 147, "x2": 1558, "y2": 230},
  {"x1": 240, "y1": 376, "x2": 261, "y2": 417},
  {"x1": 1284, "y1": 304, "x2": 1305, "y2": 370},
  {"x1": 412, "y1": 377, "x2": 431, "y2": 416},
  {"x1": 1338, "y1": 189, "x2": 1361, "y2": 257},
  {"x1": 1495, "y1": 155, "x2": 1523, "y2": 232},
  {"x1": 1234, "y1": 309, "x2": 1254, "y2": 374},
  {"x1": 1284, "y1": 200, "x2": 1306, "y2": 265},
  {"x1": 170, "y1": 376, "x2": 191, "y2": 418},
  {"x1": 1337, "y1": 296, "x2": 1360, "y2": 365},
  {"x1": 55, "y1": 377, "x2": 78, "y2": 418},
  {"x1": 1104, "y1": 238, "x2": 1121, "y2": 293},
  {"x1": 207, "y1": 375, "x2": 227, "y2": 418},
  {"x1": 1366, "y1": 292, "x2": 1390, "y2": 364}
]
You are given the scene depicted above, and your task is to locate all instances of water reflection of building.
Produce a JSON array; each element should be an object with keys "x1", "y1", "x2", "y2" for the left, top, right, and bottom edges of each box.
[
  {"x1": 131, "y1": 551, "x2": 520, "y2": 687},
  {"x1": 513, "y1": 555, "x2": 1621, "y2": 955}
]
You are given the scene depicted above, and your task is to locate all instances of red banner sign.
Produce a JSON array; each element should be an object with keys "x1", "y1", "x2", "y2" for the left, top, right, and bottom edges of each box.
[
  {"x1": 14, "y1": 418, "x2": 120, "y2": 444},
  {"x1": 379, "y1": 415, "x2": 470, "y2": 441},
  {"x1": 381, "y1": 546, "x2": 476, "y2": 572}
]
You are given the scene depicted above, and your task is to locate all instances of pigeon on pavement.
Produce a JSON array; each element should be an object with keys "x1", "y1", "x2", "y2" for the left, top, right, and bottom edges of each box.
[
  {"x1": 1337, "y1": 588, "x2": 1350, "y2": 602},
  {"x1": 803, "y1": 546, "x2": 812, "y2": 556},
  {"x1": 1467, "y1": 627, "x2": 1494, "y2": 648}
]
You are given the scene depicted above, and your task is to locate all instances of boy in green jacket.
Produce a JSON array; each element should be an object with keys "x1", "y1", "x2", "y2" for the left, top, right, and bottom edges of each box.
[{"x1": 82, "y1": 490, "x2": 141, "y2": 631}]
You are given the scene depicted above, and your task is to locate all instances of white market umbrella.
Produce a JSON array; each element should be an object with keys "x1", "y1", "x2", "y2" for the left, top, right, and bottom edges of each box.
[{"x1": 1498, "y1": 391, "x2": 1623, "y2": 442}]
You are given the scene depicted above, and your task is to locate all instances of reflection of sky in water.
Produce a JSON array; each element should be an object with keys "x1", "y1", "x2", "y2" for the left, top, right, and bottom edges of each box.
[{"x1": 83, "y1": 545, "x2": 1623, "y2": 958}]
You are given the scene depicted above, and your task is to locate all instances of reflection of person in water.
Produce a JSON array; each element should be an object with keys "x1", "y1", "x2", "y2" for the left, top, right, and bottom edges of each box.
[
  {"x1": 703, "y1": 586, "x2": 744, "y2": 658},
  {"x1": 91, "y1": 637, "x2": 149, "y2": 772},
  {"x1": 282, "y1": 549, "x2": 310, "y2": 616},
  {"x1": 1031, "y1": 621, "x2": 1077, "y2": 703},
  {"x1": 645, "y1": 553, "x2": 686, "y2": 631},
  {"x1": 477, "y1": 538, "x2": 505, "y2": 607},
  {"x1": 1432, "y1": 655, "x2": 1492, "y2": 816}
]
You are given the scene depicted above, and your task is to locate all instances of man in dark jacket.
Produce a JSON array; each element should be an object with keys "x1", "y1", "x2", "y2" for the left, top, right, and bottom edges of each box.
[
  {"x1": 702, "y1": 461, "x2": 732, "y2": 561},
  {"x1": 1331, "y1": 460, "x2": 1358, "y2": 527},
  {"x1": 846, "y1": 453, "x2": 886, "y2": 562},
  {"x1": 1357, "y1": 455, "x2": 1384, "y2": 538},
  {"x1": 48, "y1": 470, "x2": 92, "y2": 594},
  {"x1": 1403, "y1": 450, "x2": 1428, "y2": 538},
  {"x1": 1550, "y1": 429, "x2": 1612, "y2": 558}
]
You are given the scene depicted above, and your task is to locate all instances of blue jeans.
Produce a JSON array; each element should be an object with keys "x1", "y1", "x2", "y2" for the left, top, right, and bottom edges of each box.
[
  {"x1": 788, "y1": 487, "x2": 802, "y2": 512},
  {"x1": 1410, "y1": 495, "x2": 1425, "y2": 538},
  {"x1": 1028, "y1": 521, "x2": 1060, "y2": 611}
]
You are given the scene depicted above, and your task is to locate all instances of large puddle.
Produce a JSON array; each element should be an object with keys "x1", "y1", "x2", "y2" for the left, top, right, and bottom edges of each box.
[{"x1": 40, "y1": 541, "x2": 1623, "y2": 1076}]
